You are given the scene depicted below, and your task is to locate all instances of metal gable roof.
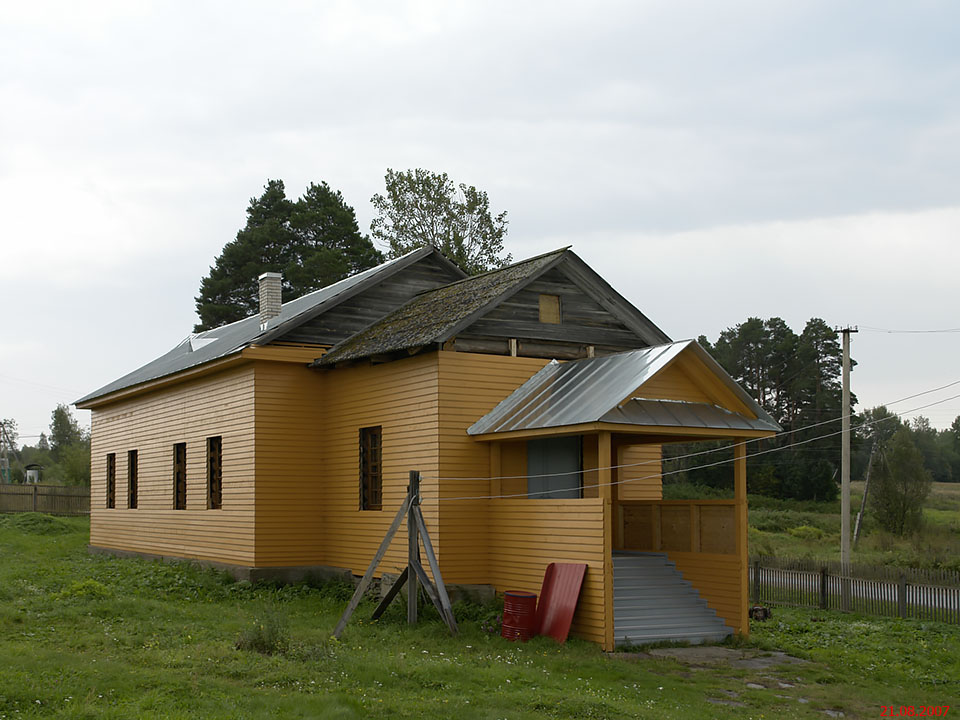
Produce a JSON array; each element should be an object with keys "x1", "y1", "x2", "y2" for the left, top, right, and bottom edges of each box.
[
  {"x1": 466, "y1": 340, "x2": 781, "y2": 436},
  {"x1": 76, "y1": 248, "x2": 446, "y2": 405}
]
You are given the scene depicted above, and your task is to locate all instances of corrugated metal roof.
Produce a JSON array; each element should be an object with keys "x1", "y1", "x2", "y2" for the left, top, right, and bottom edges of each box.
[
  {"x1": 467, "y1": 340, "x2": 781, "y2": 436},
  {"x1": 602, "y1": 398, "x2": 780, "y2": 432},
  {"x1": 76, "y1": 248, "x2": 438, "y2": 405}
]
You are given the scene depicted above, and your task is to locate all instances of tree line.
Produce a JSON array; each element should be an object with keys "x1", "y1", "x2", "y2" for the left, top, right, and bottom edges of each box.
[
  {"x1": 2, "y1": 405, "x2": 91, "y2": 485},
  {"x1": 667, "y1": 317, "x2": 958, "y2": 522}
]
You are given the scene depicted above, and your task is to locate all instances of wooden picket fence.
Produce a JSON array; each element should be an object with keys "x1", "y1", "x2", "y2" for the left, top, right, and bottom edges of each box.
[
  {"x1": 750, "y1": 555, "x2": 960, "y2": 625},
  {"x1": 0, "y1": 484, "x2": 90, "y2": 516}
]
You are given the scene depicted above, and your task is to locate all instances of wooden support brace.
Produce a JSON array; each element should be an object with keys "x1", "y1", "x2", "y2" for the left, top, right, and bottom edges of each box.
[
  {"x1": 333, "y1": 495, "x2": 411, "y2": 638},
  {"x1": 414, "y1": 507, "x2": 459, "y2": 634},
  {"x1": 371, "y1": 566, "x2": 408, "y2": 621}
]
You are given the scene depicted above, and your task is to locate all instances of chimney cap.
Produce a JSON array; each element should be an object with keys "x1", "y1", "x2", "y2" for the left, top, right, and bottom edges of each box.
[{"x1": 258, "y1": 271, "x2": 282, "y2": 281}]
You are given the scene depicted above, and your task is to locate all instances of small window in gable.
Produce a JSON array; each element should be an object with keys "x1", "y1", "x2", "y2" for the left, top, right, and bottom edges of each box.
[
  {"x1": 106, "y1": 453, "x2": 116, "y2": 509},
  {"x1": 539, "y1": 294, "x2": 561, "y2": 324}
]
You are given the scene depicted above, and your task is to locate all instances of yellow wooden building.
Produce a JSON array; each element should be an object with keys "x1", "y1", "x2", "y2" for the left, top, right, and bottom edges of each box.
[{"x1": 77, "y1": 247, "x2": 779, "y2": 649}]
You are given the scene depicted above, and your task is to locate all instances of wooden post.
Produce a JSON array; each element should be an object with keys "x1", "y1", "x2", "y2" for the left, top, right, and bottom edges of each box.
[
  {"x1": 820, "y1": 567, "x2": 828, "y2": 610},
  {"x1": 651, "y1": 504, "x2": 661, "y2": 551},
  {"x1": 690, "y1": 503, "x2": 701, "y2": 553},
  {"x1": 333, "y1": 495, "x2": 411, "y2": 638},
  {"x1": 32, "y1": 484, "x2": 38, "y2": 512},
  {"x1": 407, "y1": 471, "x2": 420, "y2": 625},
  {"x1": 612, "y1": 445, "x2": 623, "y2": 551},
  {"x1": 490, "y1": 442, "x2": 502, "y2": 499},
  {"x1": 597, "y1": 431, "x2": 614, "y2": 651},
  {"x1": 753, "y1": 560, "x2": 761, "y2": 604},
  {"x1": 734, "y1": 441, "x2": 749, "y2": 635},
  {"x1": 898, "y1": 574, "x2": 907, "y2": 619}
]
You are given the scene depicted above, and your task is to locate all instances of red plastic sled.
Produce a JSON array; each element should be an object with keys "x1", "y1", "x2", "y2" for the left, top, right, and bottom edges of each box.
[{"x1": 536, "y1": 562, "x2": 587, "y2": 643}]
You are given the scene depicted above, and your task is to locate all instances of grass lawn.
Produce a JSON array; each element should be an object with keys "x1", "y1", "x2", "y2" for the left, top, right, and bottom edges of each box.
[{"x1": 1, "y1": 514, "x2": 958, "y2": 719}]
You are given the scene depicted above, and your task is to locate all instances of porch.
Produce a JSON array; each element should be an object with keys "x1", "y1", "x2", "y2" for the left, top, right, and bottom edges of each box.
[{"x1": 465, "y1": 342, "x2": 778, "y2": 650}]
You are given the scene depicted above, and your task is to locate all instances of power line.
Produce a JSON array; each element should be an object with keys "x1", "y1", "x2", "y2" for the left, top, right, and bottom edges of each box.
[
  {"x1": 860, "y1": 325, "x2": 960, "y2": 334},
  {"x1": 423, "y1": 389, "x2": 960, "y2": 502}
]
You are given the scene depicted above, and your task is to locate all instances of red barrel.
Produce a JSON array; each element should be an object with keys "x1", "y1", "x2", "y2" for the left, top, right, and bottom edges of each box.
[{"x1": 501, "y1": 591, "x2": 538, "y2": 642}]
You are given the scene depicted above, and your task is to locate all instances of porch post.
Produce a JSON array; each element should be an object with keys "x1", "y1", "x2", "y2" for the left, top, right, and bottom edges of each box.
[
  {"x1": 734, "y1": 440, "x2": 749, "y2": 635},
  {"x1": 490, "y1": 442, "x2": 502, "y2": 498},
  {"x1": 598, "y1": 431, "x2": 614, "y2": 651}
]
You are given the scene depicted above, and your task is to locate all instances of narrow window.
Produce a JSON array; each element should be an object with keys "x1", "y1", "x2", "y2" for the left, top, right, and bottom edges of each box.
[
  {"x1": 173, "y1": 442, "x2": 187, "y2": 510},
  {"x1": 359, "y1": 426, "x2": 382, "y2": 511},
  {"x1": 106, "y1": 453, "x2": 116, "y2": 508},
  {"x1": 539, "y1": 294, "x2": 561, "y2": 324},
  {"x1": 127, "y1": 450, "x2": 138, "y2": 509},
  {"x1": 207, "y1": 436, "x2": 222, "y2": 510}
]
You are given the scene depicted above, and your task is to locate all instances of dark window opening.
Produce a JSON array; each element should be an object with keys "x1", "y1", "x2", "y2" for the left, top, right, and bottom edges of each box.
[
  {"x1": 173, "y1": 442, "x2": 187, "y2": 510},
  {"x1": 526, "y1": 435, "x2": 582, "y2": 499},
  {"x1": 207, "y1": 436, "x2": 222, "y2": 510},
  {"x1": 360, "y1": 426, "x2": 382, "y2": 511},
  {"x1": 127, "y1": 450, "x2": 138, "y2": 509},
  {"x1": 106, "y1": 453, "x2": 116, "y2": 509}
]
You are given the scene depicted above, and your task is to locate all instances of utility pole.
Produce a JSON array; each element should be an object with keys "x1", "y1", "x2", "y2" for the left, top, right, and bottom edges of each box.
[{"x1": 840, "y1": 326, "x2": 857, "y2": 609}]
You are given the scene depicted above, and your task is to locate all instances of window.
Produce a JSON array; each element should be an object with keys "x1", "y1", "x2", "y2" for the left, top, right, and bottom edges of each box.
[
  {"x1": 526, "y1": 436, "x2": 581, "y2": 499},
  {"x1": 538, "y1": 294, "x2": 561, "y2": 324},
  {"x1": 127, "y1": 450, "x2": 138, "y2": 509},
  {"x1": 106, "y1": 453, "x2": 116, "y2": 508},
  {"x1": 173, "y1": 443, "x2": 187, "y2": 510},
  {"x1": 207, "y1": 436, "x2": 222, "y2": 510},
  {"x1": 359, "y1": 426, "x2": 382, "y2": 510}
]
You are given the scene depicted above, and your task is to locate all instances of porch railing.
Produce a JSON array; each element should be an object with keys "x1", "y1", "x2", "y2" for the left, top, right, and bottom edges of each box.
[{"x1": 616, "y1": 500, "x2": 736, "y2": 555}]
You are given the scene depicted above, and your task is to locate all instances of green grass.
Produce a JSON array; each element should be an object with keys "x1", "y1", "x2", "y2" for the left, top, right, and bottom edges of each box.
[{"x1": 1, "y1": 515, "x2": 959, "y2": 718}]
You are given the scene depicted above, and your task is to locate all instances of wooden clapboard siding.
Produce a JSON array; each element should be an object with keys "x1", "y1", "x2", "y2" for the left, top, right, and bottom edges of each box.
[
  {"x1": 632, "y1": 360, "x2": 711, "y2": 404},
  {"x1": 487, "y1": 499, "x2": 607, "y2": 646},
  {"x1": 317, "y1": 353, "x2": 441, "y2": 578},
  {"x1": 89, "y1": 364, "x2": 256, "y2": 565},
  {"x1": 667, "y1": 551, "x2": 744, "y2": 633},
  {"x1": 635, "y1": 354, "x2": 756, "y2": 419},
  {"x1": 617, "y1": 444, "x2": 662, "y2": 500},
  {"x1": 252, "y1": 360, "x2": 326, "y2": 566},
  {"x1": 459, "y1": 267, "x2": 647, "y2": 350},
  {"x1": 436, "y1": 351, "x2": 549, "y2": 581}
]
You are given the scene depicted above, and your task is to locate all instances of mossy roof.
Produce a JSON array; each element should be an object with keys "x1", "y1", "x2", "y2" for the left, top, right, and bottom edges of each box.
[{"x1": 316, "y1": 248, "x2": 569, "y2": 366}]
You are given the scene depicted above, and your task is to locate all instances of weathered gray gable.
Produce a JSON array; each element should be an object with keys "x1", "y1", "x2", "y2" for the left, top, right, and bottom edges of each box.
[
  {"x1": 281, "y1": 252, "x2": 465, "y2": 346},
  {"x1": 316, "y1": 248, "x2": 670, "y2": 366},
  {"x1": 460, "y1": 264, "x2": 648, "y2": 350}
]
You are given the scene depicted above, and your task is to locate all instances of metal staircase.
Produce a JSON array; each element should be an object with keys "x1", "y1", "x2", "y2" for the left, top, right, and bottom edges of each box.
[{"x1": 613, "y1": 552, "x2": 732, "y2": 647}]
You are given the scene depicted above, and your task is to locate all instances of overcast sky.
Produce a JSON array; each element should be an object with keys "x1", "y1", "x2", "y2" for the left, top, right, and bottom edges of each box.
[{"x1": 2, "y1": 0, "x2": 959, "y2": 442}]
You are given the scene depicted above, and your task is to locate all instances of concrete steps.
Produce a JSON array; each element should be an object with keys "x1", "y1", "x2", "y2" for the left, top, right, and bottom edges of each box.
[{"x1": 613, "y1": 552, "x2": 732, "y2": 647}]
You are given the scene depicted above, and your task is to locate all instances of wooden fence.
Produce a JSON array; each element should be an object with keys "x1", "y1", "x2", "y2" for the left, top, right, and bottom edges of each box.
[
  {"x1": 0, "y1": 484, "x2": 90, "y2": 516},
  {"x1": 750, "y1": 555, "x2": 960, "y2": 625}
]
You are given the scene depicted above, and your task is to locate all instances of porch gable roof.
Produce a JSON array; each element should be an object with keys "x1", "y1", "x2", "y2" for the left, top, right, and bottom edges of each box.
[{"x1": 466, "y1": 340, "x2": 781, "y2": 437}]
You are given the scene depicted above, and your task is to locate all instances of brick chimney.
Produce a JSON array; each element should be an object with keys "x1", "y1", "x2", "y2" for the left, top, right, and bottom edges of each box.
[{"x1": 258, "y1": 272, "x2": 282, "y2": 329}]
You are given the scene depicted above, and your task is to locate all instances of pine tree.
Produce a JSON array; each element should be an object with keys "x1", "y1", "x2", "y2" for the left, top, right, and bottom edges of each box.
[{"x1": 194, "y1": 180, "x2": 382, "y2": 331}]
